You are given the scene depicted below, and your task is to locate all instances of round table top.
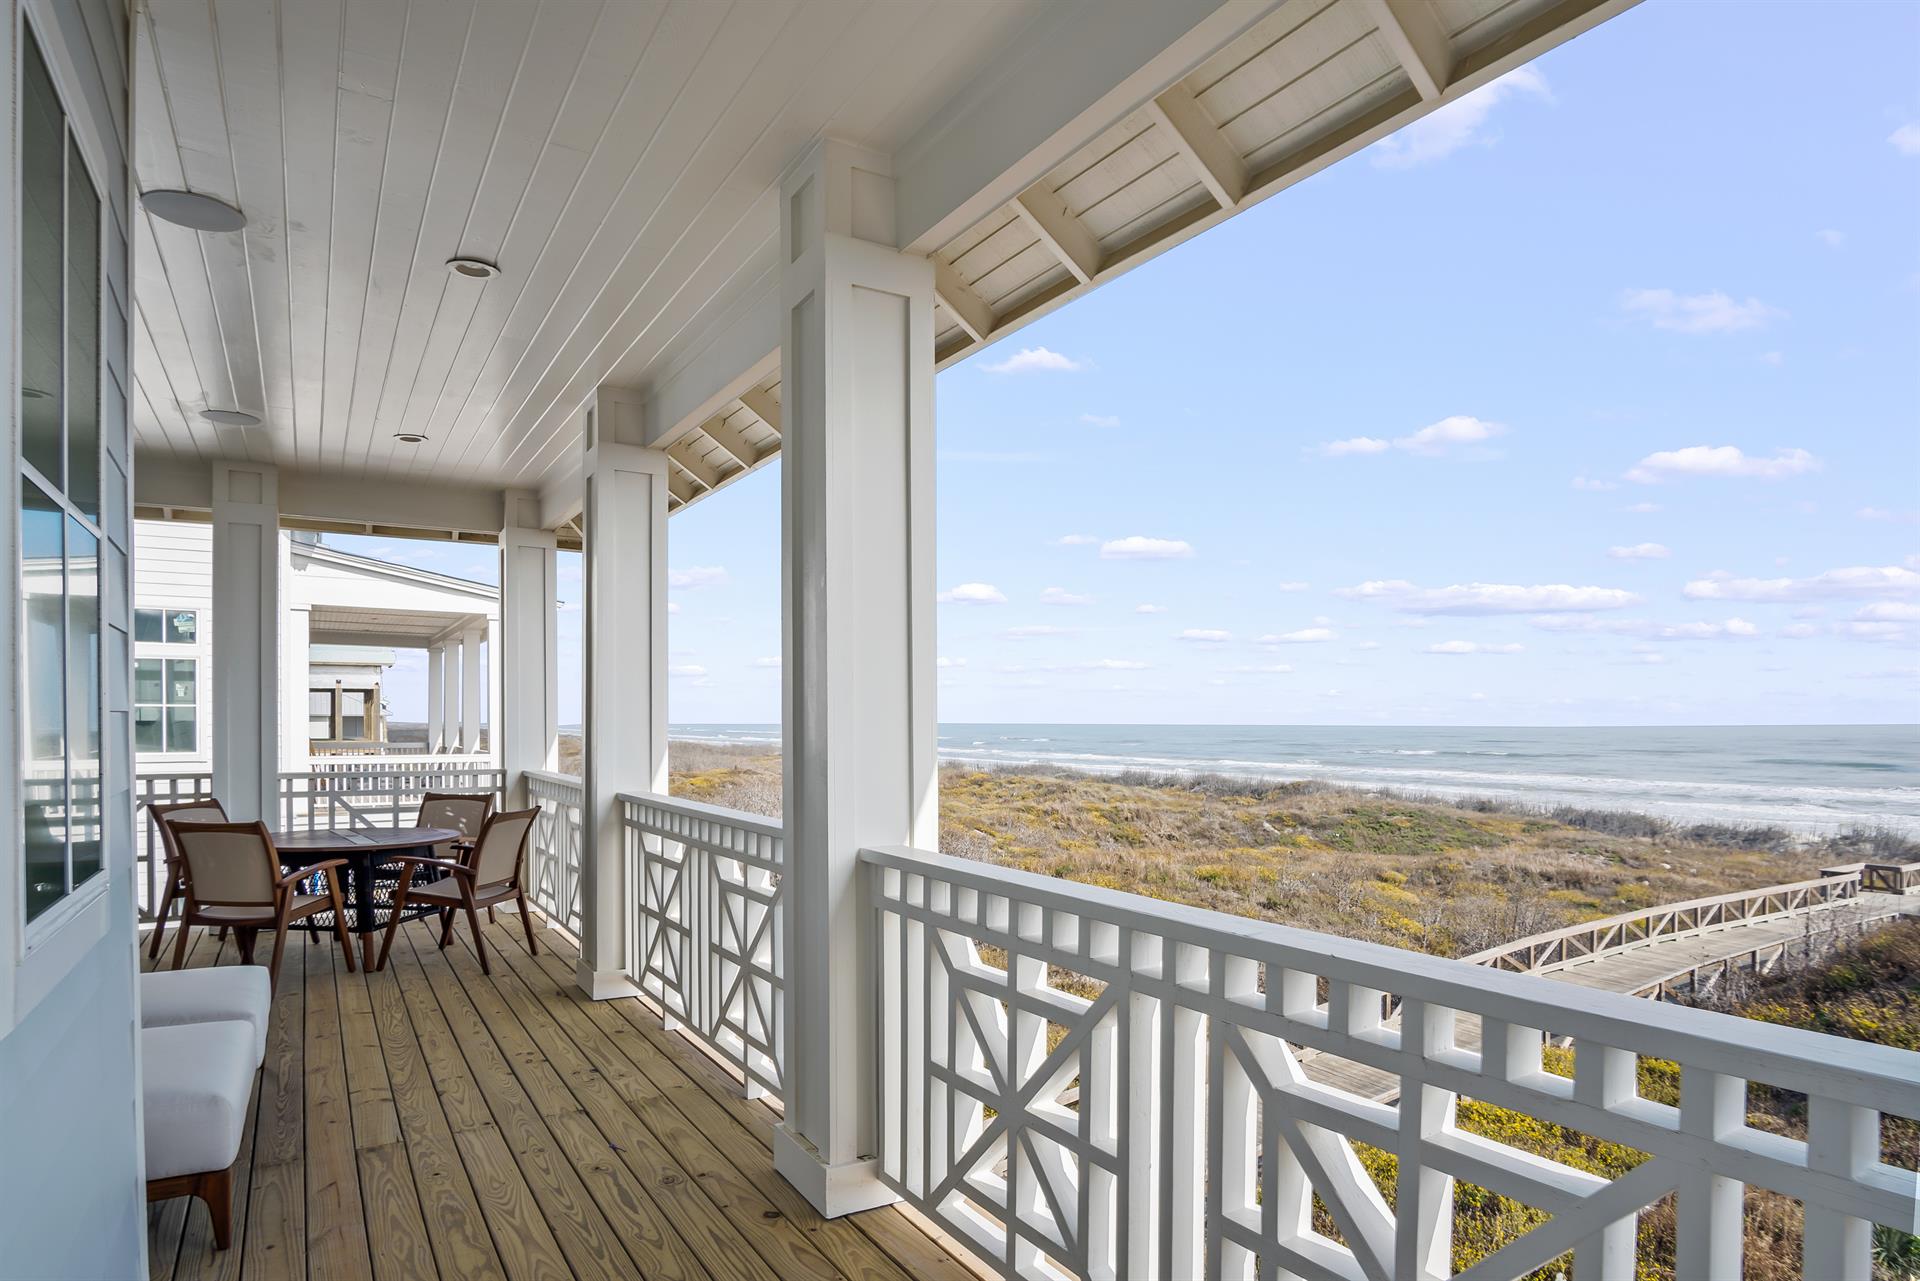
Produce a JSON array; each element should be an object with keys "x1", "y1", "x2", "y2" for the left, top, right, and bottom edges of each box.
[{"x1": 270, "y1": 826, "x2": 463, "y2": 860}]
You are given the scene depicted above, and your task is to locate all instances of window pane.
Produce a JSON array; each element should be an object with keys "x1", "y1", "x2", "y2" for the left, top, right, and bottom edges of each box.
[
  {"x1": 21, "y1": 481, "x2": 67, "y2": 921},
  {"x1": 340, "y1": 690, "x2": 366, "y2": 740},
  {"x1": 165, "y1": 705, "x2": 196, "y2": 754},
  {"x1": 20, "y1": 34, "x2": 65, "y2": 485},
  {"x1": 134, "y1": 657, "x2": 162, "y2": 705},
  {"x1": 164, "y1": 609, "x2": 197, "y2": 644},
  {"x1": 67, "y1": 520, "x2": 100, "y2": 886},
  {"x1": 134, "y1": 607, "x2": 162, "y2": 642},
  {"x1": 166, "y1": 658, "x2": 196, "y2": 706},
  {"x1": 67, "y1": 140, "x2": 100, "y2": 521},
  {"x1": 134, "y1": 706, "x2": 162, "y2": 753}
]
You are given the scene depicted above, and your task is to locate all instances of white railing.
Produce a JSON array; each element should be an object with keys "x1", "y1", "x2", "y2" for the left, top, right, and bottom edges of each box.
[
  {"x1": 275, "y1": 761, "x2": 504, "y2": 832},
  {"x1": 864, "y1": 845, "x2": 1920, "y2": 1281},
  {"x1": 622, "y1": 792, "x2": 784, "y2": 1100},
  {"x1": 134, "y1": 770, "x2": 215, "y2": 920},
  {"x1": 525, "y1": 770, "x2": 584, "y2": 937}
]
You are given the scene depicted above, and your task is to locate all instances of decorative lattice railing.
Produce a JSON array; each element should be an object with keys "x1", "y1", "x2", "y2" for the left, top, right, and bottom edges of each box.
[
  {"x1": 864, "y1": 846, "x2": 1920, "y2": 1281},
  {"x1": 275, "y1": 761, "x2": 504, "y2": 832},
  {"x1": 525, "y1": 770, "x2": 584, "y2": 937},
  {"x1": 623, "y1": 792, "x2": 784, "y2": 1101}
]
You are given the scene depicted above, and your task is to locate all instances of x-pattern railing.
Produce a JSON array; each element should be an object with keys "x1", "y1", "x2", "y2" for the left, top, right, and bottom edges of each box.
[
  {"x1": 525, "y1": 770, "x2": 584, "y2": 937},
  {"x1": 865, "y1": 846, "x2": 1920, "y2": 1281}
]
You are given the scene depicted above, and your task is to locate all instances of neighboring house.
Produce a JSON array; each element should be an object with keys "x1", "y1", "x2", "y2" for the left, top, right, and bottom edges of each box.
[{"x1": 132, "y1": 521, "x2": 498, "y2": 777}]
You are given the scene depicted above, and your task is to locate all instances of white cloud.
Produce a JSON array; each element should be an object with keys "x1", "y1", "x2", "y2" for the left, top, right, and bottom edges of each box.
[
  {"x1": 1815, "y1": 228, "x2": 1846, "y2": 249},
  {"x1": 1620, "y1": 288, "x2": 1785, "y2": 335},
  {"x1": 1573, "y1": 476, "x2": 1618, "y2": 492},
  {"x1": 1260, "y1": 628, "x2": 1336, "y2": 644},
  {"x1": 1177, "y1": 629, "x2": 1232, "y2": 644},
  {"x1": 1039, "y1": 586, "x2": 1094, "y2": 606},
  {"x1": 668, "y1": 664, "x2": 707, "y2": 678},
  {"x1": 982, "y1": 346, "x2": 1083, "y2": 374},
  {"x1": 1003, "y1": 624, "x2": 1073, "y2": 639},
  {"x1": 1759, "y1": 351, "x2": 1784, "y2": 366},
  {"x1": 1102, "y1": 536, "x2": 1195, "y2": 560},
  {"x1": 1223, "y1": 663, "x2": 1294, "y2": 674},
  {"x1": 1273, "y1": 581, "x2": 1309, "y2": 592},
  {"x1": 938, "y1": 582, "x2": 1007, "y2": 605},
  {"x1": 669, "y1": 565, "x2": 729, "y2": 589},
  {"x1": 1890, "y1": 122, "x2": 1920, "y2": 156},
  {"x1": 1055, "y1": 533, "x2": 1100, "y2": 546},
  {"x1": 1426, "y1": 641, "x2": 1525, "y2": 655},
  {"x1": 1856, "y1": 601, "x2": 1920, "y2": 623},
  {"x1": 1134, "y1": 604, "x2": 1166, "y2": 614},
  {"x1": 751, "y1": 656, "x2": 781, "y2": 668},
  {"x1": 1339, "y1": 580, "x2": 1639, "y2": 614},
  {"x1": 1779, "y1": 623, "x2": 1821, "y2": 639},
  {"x1": 1625, "y1": 502, "x2": 1661, "y2": 514},
  {"x1": 1608, "y1": 543, "x2": 1671, "y2": 560},
  {"x1": 1625, "y1": 445, "x2": 1819, "y2": 484},
  {"x1": 1076, "y1": 658, "x2": 1150, "y2": 671},
  {"x1": 1529, "y1": 614, "x2": 1760, "y2": 641},
  {"x1": 1079, "y1": 413, "x2": 1120, "y2": 428},
  {"x1": 1858, "y1": 507, "x2": 1920, "y2": 524},
  {"x1": 1837, "y1": 620, "x2": 1913, "y2": 643},
  {"x1": 1370, "y1": 67, "x2": 1550, "y2": 169},
  {"x1": 1320, "y1": 436, "x2": 1390, "y2": 457},
  {"x1": 1355, "y1": 640, "x2": 1382, "y2": 651},
  {"x1": 1395, "y1": 415, "x2": 1504, "y2": 455},
  {"x1": 936, "y1": 656, "x2": 966, "y2": 669},
  {"x1": 1652, "y1": 618, "x2": 1758, "y2": 640},
  {"x1": 1682, "y1": 565, "x2": 1920, "y2": 603}
]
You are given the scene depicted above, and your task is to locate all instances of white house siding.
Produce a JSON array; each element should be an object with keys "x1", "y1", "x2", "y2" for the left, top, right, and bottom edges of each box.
[{"x1": 132, "y1": 518, "x2": 213, "y2": 774}]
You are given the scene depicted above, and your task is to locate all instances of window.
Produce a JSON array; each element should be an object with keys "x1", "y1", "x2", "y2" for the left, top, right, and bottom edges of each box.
[
  {"x1": 133, "y1": 658, "x2": 195, "y2": 754},
  {"x1": 134, "y1": 606, "x2": 196, "y2": 644},
  {"x1": 16, "y1": 26, "x2": 105, "y2": 925}
]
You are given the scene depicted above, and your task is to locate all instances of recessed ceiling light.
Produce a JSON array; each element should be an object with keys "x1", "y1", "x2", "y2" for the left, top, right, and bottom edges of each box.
[
  {"x1": 202, "y1": 408, "x2": 262, "y2": 427},
  {"x1": 141, "y1": 189, "x2": 247, "y2": 232},
  {"x1": 393, "y1": 432, "x2": 429, "y2": 444},
  {"x1": 446, "y1": 256, "x2": 499, "y2": 280}
]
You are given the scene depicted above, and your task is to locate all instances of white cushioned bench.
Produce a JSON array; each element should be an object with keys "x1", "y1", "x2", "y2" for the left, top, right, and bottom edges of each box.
[{"x1": 140, "y1": 966, "x2": 270, "y2": 1066}]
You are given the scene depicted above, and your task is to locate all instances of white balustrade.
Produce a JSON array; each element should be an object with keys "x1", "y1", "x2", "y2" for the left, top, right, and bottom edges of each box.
[
  {"x1": 134, "y1": 770, "x2": 215, "y2": 920},
  {"x1": 274, "y1": 761, "x2": 504, "y2": 833},
  {"x1": 525, "y1": 770, "x2": 584, "y2": 937},
  {"x1": 622, "y1": 792, "x2": 784, "y2": 1100},
  {"x1": 864, "y1": 845, "x2": 1920, "y2": 1281}
]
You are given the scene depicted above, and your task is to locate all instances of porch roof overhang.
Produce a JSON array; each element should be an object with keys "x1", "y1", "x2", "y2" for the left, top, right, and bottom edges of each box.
[{"x1": 130, "y1": 0, "x2": 1640, "y2": 527}]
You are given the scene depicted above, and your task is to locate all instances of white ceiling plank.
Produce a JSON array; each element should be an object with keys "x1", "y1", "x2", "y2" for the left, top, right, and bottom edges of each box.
[
  {"x1": 1012, "y1": 185, "x2": 1102, "y2": 284},
  {"x1": 1361, "y1": 0, "x2": 1455, "y2": 100},
  {"x1": 934, "y1": 259, "x2": 997, "y2": 344},
  {"x1": 1143, "y1": 85, "x2": 1247, "y2": 210},
  {"x1": 277, "y1": 0, "x2": 345, "y2": 470}
]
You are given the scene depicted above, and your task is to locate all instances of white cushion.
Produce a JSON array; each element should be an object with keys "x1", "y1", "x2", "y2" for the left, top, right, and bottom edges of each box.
[
  {"x1": 142, "y1": 1021, "x2": 255, "y2": 1181},
  {"x1": 141, "y1": 966, "x2": 271, "y2": 1066}
]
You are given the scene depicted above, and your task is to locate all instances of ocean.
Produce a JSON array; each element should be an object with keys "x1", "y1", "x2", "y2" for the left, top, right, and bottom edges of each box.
[{"x1": 669, "y1": 723, "x2": 1920, "y2": 837}]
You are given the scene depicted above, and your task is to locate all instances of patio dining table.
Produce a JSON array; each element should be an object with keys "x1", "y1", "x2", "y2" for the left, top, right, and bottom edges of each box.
[{"x1": 270, "y1": 826, "x2": 463, "y2": 972}]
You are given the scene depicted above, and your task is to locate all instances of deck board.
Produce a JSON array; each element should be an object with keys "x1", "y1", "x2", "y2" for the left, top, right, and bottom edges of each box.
[{"x1": 142, "y1": 914, "x2": 984, "y2": 1281}]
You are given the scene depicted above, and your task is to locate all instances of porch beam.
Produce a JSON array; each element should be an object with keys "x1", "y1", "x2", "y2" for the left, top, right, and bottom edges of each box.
[
  {"x1": 1362, "y1": 0, "x2": 1454, "y2": 100},
  {"x1": 1144, "y1": 85, "x2": 1246, "y2": 209},
  {"x1": 500, "y1": 492, "x2": 559, "y2": 807},
  {"x1": 1012, "y1": 185, "x2": 1102, "y2": 284},
  {"x1": 775, "y1": 139, "x2": 937, "y2": 1219},
  {"x1": 210, "y1": 462, "x2": 281, "y2": 821},
  {"x1": 933, "y1": 260, "x2": 997, "y2": 344}
]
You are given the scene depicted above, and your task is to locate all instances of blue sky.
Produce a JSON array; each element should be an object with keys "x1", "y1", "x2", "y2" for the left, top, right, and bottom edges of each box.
[{"x1": 353, "y1": 0, "x2": 1920, "y2": 729}]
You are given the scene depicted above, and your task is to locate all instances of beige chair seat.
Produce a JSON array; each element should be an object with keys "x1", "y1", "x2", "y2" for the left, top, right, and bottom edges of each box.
[
  {"x1": 407, "y1": 877, "x2": 513, "y2": 906},
  {"x1": 193, "y1": 895, "x2": 325, "y2": 924}
]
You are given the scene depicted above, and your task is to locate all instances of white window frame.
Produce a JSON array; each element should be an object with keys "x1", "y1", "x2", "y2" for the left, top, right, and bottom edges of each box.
[{"x1": 133, "y1": 605, "x2": 200, "y2": 758}]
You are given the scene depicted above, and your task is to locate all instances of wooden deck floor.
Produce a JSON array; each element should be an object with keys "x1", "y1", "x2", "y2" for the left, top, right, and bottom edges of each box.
[{"x1": 142, "y1": 912, "x2": 987, "y2": 1281}]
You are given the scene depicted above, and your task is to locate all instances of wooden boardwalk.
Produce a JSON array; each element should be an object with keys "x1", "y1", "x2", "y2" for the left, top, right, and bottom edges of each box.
[{"x1": 143, "y1": 915, "x2": 988, "y2": 1281}]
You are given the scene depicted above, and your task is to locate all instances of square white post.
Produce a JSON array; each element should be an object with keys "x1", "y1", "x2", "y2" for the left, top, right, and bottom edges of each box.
[
  {"x1": 211, "y1": 462, "x2": 281, "y2": 821},
  {"x1": 280, "y1": 596, "x2": 309, "y2": 774},
  {"x1": 425, "y1": 645, "x2": 445, "y2": 752},
  {"x1": 500, "y1": 492, "x2": 559, "y2": 806},
  {"x1": 577, "y1": 387, "x2": 667, "y2": 1000},
  {"x1": 484, "y1": 615, "x2": 502, "y2": 763},
  {"x1": 773, "y1": 139, "x2": 937, "y2": 1218},
  {"x1": 459, "y1": 624, "x2": 484, "y2": 754}
]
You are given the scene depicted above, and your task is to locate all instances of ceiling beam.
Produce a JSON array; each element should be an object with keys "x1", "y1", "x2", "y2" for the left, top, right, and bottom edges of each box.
[
  {"x1": 697, "y1": 414, "x2": 759, "y2": 470},
  {"x1": 1362, "y1": 0, "x2": 1454, "y2": 100},
  {"x1": 667, "y1": 442, "x2": 723, "y2": 492},
  {"x1": 1013, "y1": 186, "x2": 1102, "y2": 284},
  {"x1": 933, "y1": 260, "x2": 998, "y2": 344},
  {"x1": 665, "y1": 470, "x2": 698, "y2": 505},
  {"x1": 1144, "y1": 85, "x2": 1246, "y2": 210},
  {"x1": 738, "y1": 386, "x2": 782, "y2": 435}
]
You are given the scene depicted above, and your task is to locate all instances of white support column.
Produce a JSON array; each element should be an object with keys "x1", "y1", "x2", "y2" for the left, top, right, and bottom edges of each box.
[
  {"x1": 577, "y1": 387, "x2": 668, "y2": 1000},
  {"x1": 211, "y1": 462, "x2": 281, "y2": 822},
  {"x1": 280, "y1": 595, "x2": 310, "y2": 775},
  {"x1": 425, "y1": 646, "x2": 445, "y2": 753},
  {"x1": 459, "y1": 625, "x2": 483, "y2": 754},
  {"x1": 500, "y1": 490, "x2": 558, "y2": 806},
  {"x1": 485, "y1": 615, "x2": 502, "y2": 763},
  {"x1": 773, "y1": 139, "x2": 937, "y2": 1218}
]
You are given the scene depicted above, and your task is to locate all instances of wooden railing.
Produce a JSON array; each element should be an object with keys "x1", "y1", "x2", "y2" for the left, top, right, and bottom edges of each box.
[
  {"x1": 524, "y1": 770, "x2": 583, "y2": 937},
  {"x1": 864, "y1": 845, "x2": 1920, "y2": 1281},
  {"x1": 622, "y1": 791, "x2": 784, "y2": 1101}
]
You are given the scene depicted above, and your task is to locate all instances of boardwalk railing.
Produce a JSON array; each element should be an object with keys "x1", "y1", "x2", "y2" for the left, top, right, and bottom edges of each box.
[
  {"x1": 623, "y1": 792, "x2": 784, "y2": 1101},
  {"x1": 525, "y1": 770, "x2": 584, "y2": 937},
  {"x1": 275, "y1": 761, "x2": 504, "y2": 832},
  {"x1": 1822, "y1": 860, "x2": 1920, "y2": 896},
  {"x1": 864, "y1": 845, "x2": 1920, "y2": 1281},
  {"x1": 1461, "y1": 871, "x2": 1873, "y2": 977}
]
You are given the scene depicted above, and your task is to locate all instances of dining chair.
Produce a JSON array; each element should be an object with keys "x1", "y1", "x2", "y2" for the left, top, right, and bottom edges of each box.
[
  {"x1": 169, "y1": 821, "x2": 356, "y2": 989},
  {"x1": 375, "y1": 807, "x2": 539, "y2": 976},
  {"x1": 146, "y1": 797, "x2": 229, "y2": 961},
  {"x1": 414, "y1": 789, "x2": 493, "y2": 858}
]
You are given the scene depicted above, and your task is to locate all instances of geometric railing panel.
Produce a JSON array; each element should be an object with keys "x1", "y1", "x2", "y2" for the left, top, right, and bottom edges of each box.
[
  {"x1": 866, "y1": 846, "x2": 1919, "y2": 1281},
  {"x1": 623, "y1": 792, "x2": 784, "y2": 1101},
  {"x1": 525, "y1": 769, "x2": 584, "y2": 937}
]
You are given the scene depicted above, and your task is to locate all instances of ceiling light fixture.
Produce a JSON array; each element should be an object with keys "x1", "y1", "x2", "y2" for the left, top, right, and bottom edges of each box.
[
  {"x1": 446, "y1": 256, "x2": 499, "y2": 280},
  {"x1": 141, "y1": 189, "x2": 247, "y2": 232},
  {"x1": 393, "y1": 432, "x2": 428, "y2": 444},
  {"x1": 202, "y1": 408, "x2": 262, "y2": 427}
]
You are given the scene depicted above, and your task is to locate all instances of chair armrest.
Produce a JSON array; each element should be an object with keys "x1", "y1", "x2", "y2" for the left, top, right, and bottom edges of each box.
[
  {"x1": 388, "y1": 855, "x2": 475, "y2": 878},
  {"x1": 277, "y1": 858, "x2": 348, "y2": 887}
]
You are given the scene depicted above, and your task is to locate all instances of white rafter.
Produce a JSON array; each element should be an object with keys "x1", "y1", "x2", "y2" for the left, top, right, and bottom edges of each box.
[
  {"x1": 934, "y1": 260, "x2": 997, "y2": 344},
  {"x1": 1012, "y1": 186, "x2": 1102, "y2": 285},
  {"x1": 1144, "y1": 85, "x2": 1246, "y2": 210},
  {"x1": 1363, "y1": 0, "x2": 1455, "y2": 101},
  {"x1": 738, "y1": 386, "x2": 782, "y2": 435}
]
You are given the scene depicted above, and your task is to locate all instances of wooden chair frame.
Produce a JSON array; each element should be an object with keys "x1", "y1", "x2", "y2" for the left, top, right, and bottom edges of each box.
[
  {"x1": 168, "y1": 820, "x2": 356, "y2": 988},
  {"x1": 145, "y1": 796, "x2": 228, "y2": 960},
  {"x1": 147, "y1": 1166, "x2": 234, "y2": 1251},
  {"x1": 375, "y1": 807, "x2": 539, "y2": 976}
]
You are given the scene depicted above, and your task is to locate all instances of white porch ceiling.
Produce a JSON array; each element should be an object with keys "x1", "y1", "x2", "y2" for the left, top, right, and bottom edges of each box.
[{"x1": 131, "y1": 0, "x2": 1047, "y2": 492}]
